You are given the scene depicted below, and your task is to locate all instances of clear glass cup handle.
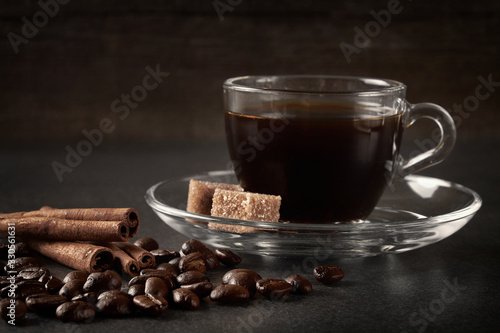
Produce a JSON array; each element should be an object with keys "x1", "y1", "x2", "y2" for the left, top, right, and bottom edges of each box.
[{"x1": 398, "y1": 102, "x2": 457, "y2": 177}]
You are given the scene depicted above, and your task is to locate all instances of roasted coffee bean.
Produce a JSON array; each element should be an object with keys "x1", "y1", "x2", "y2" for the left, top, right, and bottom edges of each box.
[
  {"x1": 285, "y1": 275, "x2": 313, "y2": 294},
  {"x1": 133, "y1": 294, "x2": 168, "y2": 316},
  {"x1": 223, "y1": 269, "x2": 262, "y2": 296},
  {"x1": 0, "y1": 277, "x2": 22, "y2": 290},
  {"x1": 83, "y1": 270, "x2": 122, "y2": 294},
  {"x1": 10, "y1": 257, "x2": 43, "y2": 271},
  {"x1": 63, "y1": 270, "x2": 89, "y2": 284},
  {"x1": 127, "y1": 284, "x2": 145, "y2": 297},
  {"x1": 313, "y1": 265, "x2": 344, "y2": 285},
  {"x1": 141, "y1": 268, "x2": 175, "y2": 279},
  {"x1": 97, "y1": 289, "x2": 129, "y2": 300},
  {"x1": 180, "y1": 282, "x2": 213, "y2": 299},
  {"x1": 215, "y1": 249, "x2": 242, "y2": 266},
  {"x1": 0, "y1": 262, "x2": 4, "y2": 274},
  {"x1": 181, "y1": 239, "x2": 219, "y2": 270},
  {"x1": 59, "y1": 279, "x2": 86, "y2": 299},
  {"x1": 256, "y1": 278, "x2": 293, "y2": 300},
  {"x1": 176, "y1": 271, "x2": 209, "y2": 286},
  {"x1": 25, "y1": 294, "x2": 68, "y2": 316},
  {"x1": 38, "y1": 272, "x2": 51, "y2": 284},
  {"x1": 172, "y1": 288, "x2": 200, "y2": 310},
  {"x1": 18, "y1": 266, "x2": 50, "y2": 280},
  {"x1": 140, "y1": 270, "x2": 177, "y2": 290},
  {"x1": 150, "y1": 249, "x2": 180, "y2": 264},
  {"x1": 133, "y1": 237, "x2": 159, "y2": 251},
  {"x1": 210, "y1": 284, "x2": 250, "y2": 303},
  {"x1": 0, "y1": 298, "x2": 28, "y2": 322},
  {"x1": 222, "y1": 269, "x2": 262, "y2": 284},
  {"x1": 169, "y1": 257, "x2": 181, "y2": 268},
  {"x1": 44, "y1": 276, "x2": 64, "y2": 294},
  {"x1": 156, "y1": 263, "x2": 179, "y2": 277},
  {"x1": 71, "y1": 292, "x2": 98, "y2": 305},
  {"x1": 15, "y1": 280, "x2": 48, "y2": 299},
  {"x1": 96, "y1": 291, "x2": 132, "y2": 316},
  {"x1": 178, "y1": 252, "x2": 207, "y2": 273},
  {"x1": 145, "y1": 277, "x2": 169, "y2": 299},
  {"x1": 56, "y1": 301, "x2": 96, "y2": 322}
]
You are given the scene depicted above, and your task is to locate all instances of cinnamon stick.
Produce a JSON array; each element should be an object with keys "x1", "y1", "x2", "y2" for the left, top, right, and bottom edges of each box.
[
  {"x1": 111, "y1": 242, "x2": 155, "y2": 268},
  {"x1": 27, "y1": 241, "x2": 115, "y2": 273},
  {"x1": 21, "y1": 207, "x2": 140, "y2": 237},
  {"x1": 0, "y1": 217, "x2": 129, "y2": 242},
  {"x1": 98, "y1": 242, "x2": 140, "y2": 277}
]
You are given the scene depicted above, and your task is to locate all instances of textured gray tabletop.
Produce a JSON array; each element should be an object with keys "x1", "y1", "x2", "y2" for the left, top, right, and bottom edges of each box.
[{"x1": 1, "y1": 139, "x2": 499, "y2": 333}]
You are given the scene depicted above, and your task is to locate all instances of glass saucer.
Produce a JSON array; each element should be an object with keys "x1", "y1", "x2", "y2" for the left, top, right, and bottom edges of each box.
[{"x1": 145, "y1": 170, "x2": 481, "y2": 257}]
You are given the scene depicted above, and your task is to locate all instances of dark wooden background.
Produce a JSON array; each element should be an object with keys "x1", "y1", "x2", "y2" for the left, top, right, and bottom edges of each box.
[{"x1": 1, "y1": 0, "x2": 499, "y2": 144}]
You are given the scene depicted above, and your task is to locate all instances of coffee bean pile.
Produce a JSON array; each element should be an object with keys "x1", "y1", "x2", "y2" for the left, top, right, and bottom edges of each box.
[{"x1": 0, "y1": 238, "x2": 344, "y2": 323}]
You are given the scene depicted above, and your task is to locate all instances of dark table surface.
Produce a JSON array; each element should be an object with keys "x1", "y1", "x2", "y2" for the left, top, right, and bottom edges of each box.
[{"x1": 1, "y1": 138, "x2": 499, "y2": 333}]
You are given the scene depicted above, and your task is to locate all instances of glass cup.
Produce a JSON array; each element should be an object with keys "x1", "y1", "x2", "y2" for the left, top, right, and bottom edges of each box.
[{"x1": 223, "y1": 75, "x2": 456, "y2": 223}]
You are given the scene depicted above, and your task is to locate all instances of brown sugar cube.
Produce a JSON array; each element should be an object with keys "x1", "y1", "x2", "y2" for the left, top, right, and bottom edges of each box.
[
  {"x1": 210, "y1": 189, "x2": 281, "y2": 222},
  {"x1": 187, "y1": 179, "x2": 243, "y2": 215}
]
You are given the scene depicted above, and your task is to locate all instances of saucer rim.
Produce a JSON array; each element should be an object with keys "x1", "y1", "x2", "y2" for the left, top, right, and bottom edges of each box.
[{"x1": 145, "y1": 170, "x2": 482, "y2": 232}]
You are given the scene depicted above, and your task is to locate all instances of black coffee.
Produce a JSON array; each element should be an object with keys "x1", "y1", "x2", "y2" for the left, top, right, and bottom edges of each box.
[{"x1": 225, "y1": 102, "x2": 404, "y2": 222}]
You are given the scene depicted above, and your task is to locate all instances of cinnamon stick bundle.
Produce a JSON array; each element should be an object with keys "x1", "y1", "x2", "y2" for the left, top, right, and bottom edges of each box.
[
  {"x1": 0, "y1": 207, "x2": 140, "y2": 241},
  {"x1": 97, "y1": 242, "x2": 140, "y2": 276},
  {"x1": 110, "y1": 242, "x2": 155, "y2": 269},
  {"x1": 0, "y1": 217, "x2": 129, "y2": 242},
  {"x1": 27, "y1": 241, "x2": 115, "y2": 273},
  {"x1": 17, "y1": 207, "x2": 140, "y2": 237}
]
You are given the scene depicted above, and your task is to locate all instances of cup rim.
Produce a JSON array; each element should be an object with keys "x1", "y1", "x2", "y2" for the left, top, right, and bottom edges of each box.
[{"x1": 223, "y1": 75, "x2": 406, "y2": 96}]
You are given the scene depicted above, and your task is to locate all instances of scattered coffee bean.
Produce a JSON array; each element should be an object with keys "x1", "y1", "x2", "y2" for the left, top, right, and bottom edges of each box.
[
  {"x1": 285, "y1": 275, "x2": 313, "y2": 294},
  {"x1": 59, "y1": 279, "x2": 86, "y2": 299},
  {"x1": 128, "y1": 275, "x2": 150, "y2": 287},
  {"x1": 97, "y1": 289, "x2": 129, "y2": 300},
  {"x1": 0, "y1": 298, "x2": 28, "y2": 322},
  {"x1": 168, "y1": 257, "x2": 181, "y2": 268},
  {"x1": 256, "y1": 278, "x2": 293, "y2": 300},
  {"x1": 172, "y1": 288, "x2": 200, "y2": 310},
  {"x1": 71, "y1": 292, "x2": 98, "y2": 305},
  {"x1": 180, "y1": 281, "x2": 213, "y2": 299},
  {"x1": 223, "y1": 269, "x2": 261, "y2": 296},
  {"x1": 181, "y1": 239, "x2": 219, "y2": 270},
  {"x1": 63, "y1": 270, "x2": 89, "y2": 284},
  {"x1": 18, "y1": 266, "x2": 50, "y2": 280},
  {"x1": 83, "y1": 270, "x2": 122, "y2": 294},
  {"x1": 178, "y1": 252, "x2": 207, "y2": 273},
  {"x1": 38, "y1": 272, "x2": 52, "y2": 284},
  {"x1": 141, "y1": 268, "x2": 175, "y2": 279},
  {"x1": 133, "y1": 237, "x2": 159, "y2": 251},
  {"x1": 127, "y1": 284, "x2": 145, "y2": 297},
  {"x1": 11, "y1": 257, "x2": 43, "y2": 271},
  {"x1": 96, "y1": 291, "x2": 132, "y2": 316},
  {"x1": 133, "y1": 294, "x2": 168, "y2": 316},
  {"x1": 25, "y1": 294, "x2": 68, "y2": 316},
  {"x1": 210, "y1": 284, "x2": 250, "y2": 304},
  {"x1": 215, "y1": 249, "x2": 242, "y2": 266},
  {"x1": 15, "y1": 280, "x2": 48, "y2": 300},
  {"x1": 150, "y1": 249, "x2": 180, "y2": 264},
  {"x1": 144, "y1": 277, "x2": 169, "y2": 299},
  {"x1": 140, "y1": 270, "x2": 177, "y2": 290},
  {"x1": 56, "y1": 301, "x2": 96, "y2": 322},
  {"x1": 156, "y1": 263, "x2": 179, "y2": 277},
  {"x1": 44, "y1": 276, "x2": 64, "y2": 294},
  {"x1": 176, "y1": 271, "x2": 209, "y2": 286},
  {"x1": 313, "y1": 265, "x2": 344, "y2": 285}
]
